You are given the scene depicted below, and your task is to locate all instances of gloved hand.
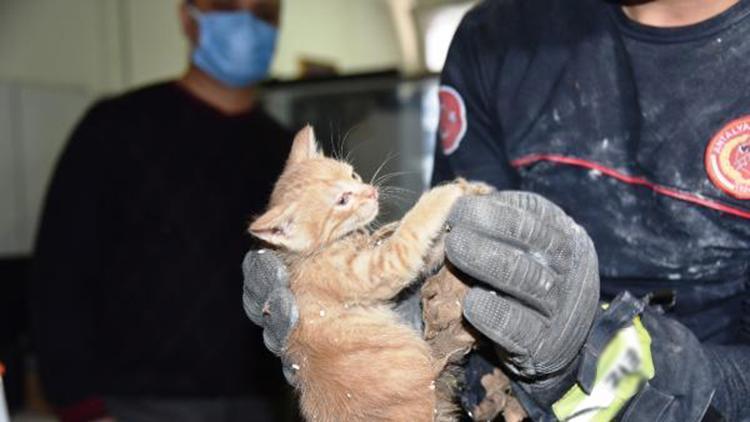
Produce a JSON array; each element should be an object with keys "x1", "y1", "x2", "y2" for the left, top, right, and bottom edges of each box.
[
  {"x1": 242, "y1": 248, "x2": 424, "y2": 384},
  {"x1": 445, "y1": 191, "x2": 600, "y2": 406},
  {"x1": 241, "y1": 250, "x2": 298, "y2": 358}
]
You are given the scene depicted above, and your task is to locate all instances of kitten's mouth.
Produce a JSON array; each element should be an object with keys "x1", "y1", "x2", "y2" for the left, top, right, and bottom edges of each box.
[
  {"x1": 363, "y1": 200, "x2": 379, "y2": 225},
  {"x1": 361, "y1": 187, "x2": 379, "y2": 224}
]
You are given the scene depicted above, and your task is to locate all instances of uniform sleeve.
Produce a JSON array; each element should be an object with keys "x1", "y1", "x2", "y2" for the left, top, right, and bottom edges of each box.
[
  {"x1": 704, "y1": 344, "x2": 750, "y2": 420},
  {"x1": 431, "y1": 10, "x2": 520, "y2": 189},
  {"x1": 612, "y1": 310, "x2": 750, "y2": 421},
  {"x1": 30, "y1": 103, "x2": 110, "y2": 419}
]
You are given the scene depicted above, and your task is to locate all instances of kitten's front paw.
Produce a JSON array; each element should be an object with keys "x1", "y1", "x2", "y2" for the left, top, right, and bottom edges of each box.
[
  {"x1": 454, "y1": 178, "x2": 494, "y2": 196},
  {"x1": 466, "y1": 181, "x2": 494, "y2": 196}
]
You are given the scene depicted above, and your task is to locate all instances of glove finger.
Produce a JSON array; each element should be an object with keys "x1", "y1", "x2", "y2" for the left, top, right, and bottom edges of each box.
[
  {"x1": 490, "y1": 191, "x2": 572, "y2": 227},
  {"x1": 446, "y1": 224, "x2": 557, "y2": 316},
  {"x1": 242, "y1": 249, "x2": 289, "y2": 324},
  {"x1": 493, "y1": 192, "x2": 591, "y2": 276},
  {"x1": 243, "y1": 286, "x2": 265, "y2": 326},
  {"x1": 262, "y1": 286, "x2": 299, "y2": 356},
  {"x1": 449, "y1": 191, "x2": 571, "y2": 232},
  {"x1": 448, "y1": 195, "x2": 576, "y2": 276},
  {"x1": 463, "y1": 286, "x2": 546, "y2": 377},
  {"x1": 281, "y1": 354, "x2": 299, "y2": 386}
]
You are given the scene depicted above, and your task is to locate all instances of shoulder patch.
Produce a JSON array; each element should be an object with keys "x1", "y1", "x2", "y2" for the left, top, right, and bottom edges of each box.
[
  {"x1": 438, "y1": 85, "x2": 467, "y2": 155},
  {"x1": 705, "y1": 115, "x2": 750, "y2": 199}
]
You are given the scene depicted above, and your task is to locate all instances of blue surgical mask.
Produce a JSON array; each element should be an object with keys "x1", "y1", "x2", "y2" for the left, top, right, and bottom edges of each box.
[{"x1": 190, "y1": 6, "x2": 278, "y2": 88}]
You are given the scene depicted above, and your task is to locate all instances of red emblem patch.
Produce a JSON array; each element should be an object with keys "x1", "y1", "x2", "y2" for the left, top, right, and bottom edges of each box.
[
  {"x1": 438, "y1": 85, "x2": 467, "y2": 155},
  {"x1": 705, "y1": 115, "x2": 750, "y2": 199}
]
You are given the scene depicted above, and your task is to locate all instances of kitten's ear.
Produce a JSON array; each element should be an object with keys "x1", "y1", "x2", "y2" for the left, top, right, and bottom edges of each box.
[
  {"x1": 249, "y1": 204, "x2": 296, "y2": 248},
  {"x1": 287, "y1": 125, "x2": 321, "y2": 166}
]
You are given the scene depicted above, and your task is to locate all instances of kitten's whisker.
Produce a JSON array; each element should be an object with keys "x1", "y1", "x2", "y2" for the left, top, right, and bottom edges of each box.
[
  {"x1": 342, "y1": 139, "x2": 369, "y2": 166},
  {"x1": 337, "y1": 126, "x2": 346, "y2": 162},
  {"x1": 372, "y1": 170, "x2": 419, "y2": 187},
  {"x1": 343, "y1": 149, "x2": 356, "y2": 165},
  {"x1": 374, "y1": 188, "x2": 415, "y2": 202},
  {"x1": 375, "y1": 186, "x2": 417, "y2": 203},
  {"x1": 340, "y1": 124, "x2": 360, "y2": 160},
  {"x1": 328, "y1": 132, "x2": 338, "y2": 160},
  {"x1": 378, "y1": 185, "x2": 416, "y2": 194},
  {"x1": 369, "y1": 152, "x2": 399, "y2": 185},
  {"x1": 327, "y1": 121, "x2": 340, "y2": 160},
  {"x1": 378, "y1": 192, "x2": 414, "y2": 206},
  {"x1": 335, "y1": 124, "x2": 364, "y2": 164},
  {"x1": 378, "y1": 193, "x2": 414, "y2": 203},
  {"x1": 380, "y1": 194, "x2": 412, "y2": 203},
  {"x1": 375, "y1": 170, "x2": 418, "y2": 181}
]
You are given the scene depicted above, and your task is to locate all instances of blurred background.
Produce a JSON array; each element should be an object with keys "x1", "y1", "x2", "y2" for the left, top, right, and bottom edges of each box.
[{"x1": 0, "y1": 0, "x2": 475, "y2": 420}]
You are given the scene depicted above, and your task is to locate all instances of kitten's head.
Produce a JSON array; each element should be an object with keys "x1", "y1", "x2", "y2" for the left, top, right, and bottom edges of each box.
[{"x1": 249, "y1": 125, "x2": 379, "y2": 252}]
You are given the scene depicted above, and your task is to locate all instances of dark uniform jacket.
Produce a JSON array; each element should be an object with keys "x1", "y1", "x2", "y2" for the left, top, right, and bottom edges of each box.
[{"x1": 432, "y1": 0, "x2": 750, "y2": 419}]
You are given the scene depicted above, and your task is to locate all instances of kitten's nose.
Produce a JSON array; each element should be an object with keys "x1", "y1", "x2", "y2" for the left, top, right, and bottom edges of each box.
[{"x1": 367, "y1": 187, "x2": 379, "y2": 200}]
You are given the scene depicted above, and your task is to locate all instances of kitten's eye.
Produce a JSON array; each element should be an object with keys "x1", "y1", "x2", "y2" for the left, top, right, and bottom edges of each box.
[
  {"x1": 336, "y1": 192, "x2": 352, "y2": 206},
  {"x1": 351, "y1": 172, "x2": 361, "y2": 182}
]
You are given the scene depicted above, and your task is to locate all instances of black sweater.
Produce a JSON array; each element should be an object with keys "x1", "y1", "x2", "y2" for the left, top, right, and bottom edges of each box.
[{"x1": 30, "y1": 82, "x2": 292, "y2": 406}]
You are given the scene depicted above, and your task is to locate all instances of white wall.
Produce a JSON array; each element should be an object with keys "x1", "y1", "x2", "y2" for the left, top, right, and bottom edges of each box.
[
  {"x1": 0, "y1": 84, "x2": 19, "y2": 255},
  {"x1": 125, "y1": 0, "x2": 189, "y2": 88},
  {"x1": 0, "y1": 83, "x2": 91, "y2": 256},
  {"x1": 0, "y1": 0, "x2": 124, "y2": 93},
  {"x1": 273, "y1": 0, "x2": 401, "y2": 77}
]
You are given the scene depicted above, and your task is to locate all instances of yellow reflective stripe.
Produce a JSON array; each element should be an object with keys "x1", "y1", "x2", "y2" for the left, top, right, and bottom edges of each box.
[{"x1": 552, "y1": 316, "x2": 654, "y2": 422}]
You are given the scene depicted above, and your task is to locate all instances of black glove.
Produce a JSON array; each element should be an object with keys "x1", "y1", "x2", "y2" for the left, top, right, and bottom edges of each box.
[
  {"x1": 241, "y1": 250, "x2": 298, "y2": 357},
  {"x1": 445, "y1": 191, "x2": 600, "y2": 405},
  {"x1": 445, "y1": 191, "x2": 720, "y2": 422},
  {"x1": 242, "y1": 248, "x2": 424, "y2": 384}
]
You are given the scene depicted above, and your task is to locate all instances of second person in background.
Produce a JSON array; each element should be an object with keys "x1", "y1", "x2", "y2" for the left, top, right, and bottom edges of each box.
[{"x1": 31, "y1": 1, "x2": 292, "y2": 421}]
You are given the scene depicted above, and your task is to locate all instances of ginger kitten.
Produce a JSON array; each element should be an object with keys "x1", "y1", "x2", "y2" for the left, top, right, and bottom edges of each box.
[{"x1": 249, "y1": 126, "x2": 488, "y2": 421}]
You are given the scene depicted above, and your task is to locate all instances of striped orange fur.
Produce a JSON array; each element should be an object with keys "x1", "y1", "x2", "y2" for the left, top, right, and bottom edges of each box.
[{"x1": 250, "y1": 126, "x2": 490, "y2": 421}]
